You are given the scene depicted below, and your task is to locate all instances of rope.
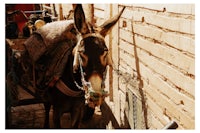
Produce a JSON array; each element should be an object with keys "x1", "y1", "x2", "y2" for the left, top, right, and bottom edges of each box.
[
  {"x1": 74, "y1": 53, "x2": 110, "y2": 104},
  {"x1": 78, "y1": 53, "x2": 94, "y2": 101},
  {"x1": 112, "y1": 64, "x2": 138, "y2": 88}
]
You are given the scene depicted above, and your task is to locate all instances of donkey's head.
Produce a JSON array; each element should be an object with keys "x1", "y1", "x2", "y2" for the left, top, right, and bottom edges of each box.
[{"x1": 73, "y1": 4, "x2": 125, "y2": 107}]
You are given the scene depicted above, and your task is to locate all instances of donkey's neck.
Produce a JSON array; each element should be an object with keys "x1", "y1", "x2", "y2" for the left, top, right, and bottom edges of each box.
[{"x1": 61, "y1": 53, "x2": 82, "y2": 91}]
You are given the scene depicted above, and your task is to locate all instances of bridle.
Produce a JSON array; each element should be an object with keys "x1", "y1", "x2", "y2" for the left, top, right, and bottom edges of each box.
[{"x1": 74, "y1": 52, "x2": 108, "y2": 107}]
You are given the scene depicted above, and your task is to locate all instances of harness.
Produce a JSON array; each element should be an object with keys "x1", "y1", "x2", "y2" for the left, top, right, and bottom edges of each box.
[
  {"x1": 53, "y1": 51, "x2": 108, "y2": 107},
  {"x1": 74, "y1": 53, "x2": 108, "y2": 105},
  {"x1": 47, "y1": 37, "x2": 108, "y2": 107}
]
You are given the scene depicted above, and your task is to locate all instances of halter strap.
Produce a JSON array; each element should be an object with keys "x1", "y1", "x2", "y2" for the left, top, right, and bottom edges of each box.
[
  {"x1": 74, "y1": 53, "x2": 108, "y2": 104},
  {"x1": 55, "y1": 79, "x2": 84, "y2": 97}
]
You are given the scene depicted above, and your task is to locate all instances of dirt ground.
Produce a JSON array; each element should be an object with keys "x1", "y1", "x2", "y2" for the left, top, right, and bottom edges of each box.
[{"x1": 7, "y1": 86, "x2": 112, "y2": 129}]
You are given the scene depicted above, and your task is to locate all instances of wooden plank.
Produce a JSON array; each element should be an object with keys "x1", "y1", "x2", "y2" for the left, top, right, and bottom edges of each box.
[
  {"x1": 119, "y1": 39, "x2": 135, "y2": 56},
  {"x1": 113, "y1": 5, "x2": 195, "y2": 34},
  {"x1": 61, "y1": 4, "x2": 73, "y2": 17},
  {"x1": 144, "y1": 81, "x2": 195, "y2": 129},
  {"x1": 130, "y1": 10, "x2": 195, "y2": 34},
  {"x1": 145, "y1": 88, "x2": 169, "y2": 126},
  {"x1": 165, "y1": 4, "x2": 195, "y2": 15},
  {"x1": 119, "y1": 48, "x2": 136, "y2": 71},
  {"x1": 146, "y1": 11, "x2": 195, "y2": 34},
  {"x1": 149, "y1": 113, "x2": 165, "y2": 129},
  {"x1": 122, "y1": 47, "x2": 195, "y2": 118},
  {"x1": 95, "y1": 18, "x2": 105, "y2": 26},
  {"x1": 119, "y1": 28, "x2": 133, "y2": 44},
  {"x1": 134, "y1": 4, "x2": 165, "y2": 11},
  {"x1": 94, "y1": 8, "x2": 105, "y2": 19},
  {"x1": 135, "y1": 35, "x2": 195, "y2": 75},
  {"x1": 94, "y1": 4, "x2": 106, "y2": 10},
  {"x1": 133, "y1": 4, "x2": 195, "y2": 15},
  {"x1": 161, "y1": 31, "x2": 195, "y2": 56},
  {"x1": 110, "y1": 4, "x2": 121, "y2": 124},
  {"x1": 147, "y1": 87, "x2": 173, "y2": 127},
  {"x1": 120, "y1": 22, "x2": 195, "y2": 55},
  {"x1": 136, "y1": 45, "x2": 195, "y2": 97},
  {"x1": 82, "y1": 4, "x2": 94, "y2": 23},
  {"x1": 119, "y1": 28, "x2": 195, "y2": 75},
  {"x1": 121, "y1": 7, "x2": 134, "y2": 20}
]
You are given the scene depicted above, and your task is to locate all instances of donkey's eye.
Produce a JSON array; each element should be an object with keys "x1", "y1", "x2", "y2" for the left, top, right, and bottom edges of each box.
[
  {"x1": 79, "y1": 51, "x2": 88, "y2": 67},
  {"x1": 102, "y1": 50, "x2": 108, "y2": 58},
  {"x1": 100, "y1": 50, "x2": 108, "y2": 66}
]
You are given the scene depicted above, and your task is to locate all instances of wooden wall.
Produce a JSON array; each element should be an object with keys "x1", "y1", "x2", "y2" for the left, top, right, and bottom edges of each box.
[{"x1": 110, "y1": 4, "x2": 194, "y2": 129}]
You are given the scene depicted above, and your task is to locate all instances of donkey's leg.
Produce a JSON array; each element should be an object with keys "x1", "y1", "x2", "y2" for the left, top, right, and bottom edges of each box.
[
  {"x1": 53, "y1": 106, "x2": 62, "y2": 128},
  {"x1": 71, "y1": 103, "x2": 86, "y2": 128},
  {"x1": 71, "y1": 109, "x2": 81, "y2": 128},
  {"x1": 44, "y1": 102, "x2": 51, "y2": 128}
]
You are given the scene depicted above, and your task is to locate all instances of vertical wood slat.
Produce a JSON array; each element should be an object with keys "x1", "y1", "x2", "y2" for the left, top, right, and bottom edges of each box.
[
  {"x1": 59, "y1": 4, "x2": 64, "y2": 20},
  {"x1": 111, "y1": 4, "x2": 121, "y2": 125},
  {"x1": 82, "y1": 4, "x2": 94, "y2": 24}
]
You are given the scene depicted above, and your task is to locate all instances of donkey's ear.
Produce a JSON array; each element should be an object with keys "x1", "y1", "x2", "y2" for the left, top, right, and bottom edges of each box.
[
  {"x1": 99, "y1": 7, "x2": 125, "y2": 37},
  {"x1": 74, "y1": 4, "x2": 89, "y2": 34}
]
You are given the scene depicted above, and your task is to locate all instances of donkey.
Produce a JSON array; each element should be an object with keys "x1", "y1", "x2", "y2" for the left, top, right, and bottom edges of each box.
[
  {"x1": 45, "y1": 4, "x2": 125, "y2": 128},
  {"x1": 7, "y1": 4, "x2": 125, "y2": 128}
]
